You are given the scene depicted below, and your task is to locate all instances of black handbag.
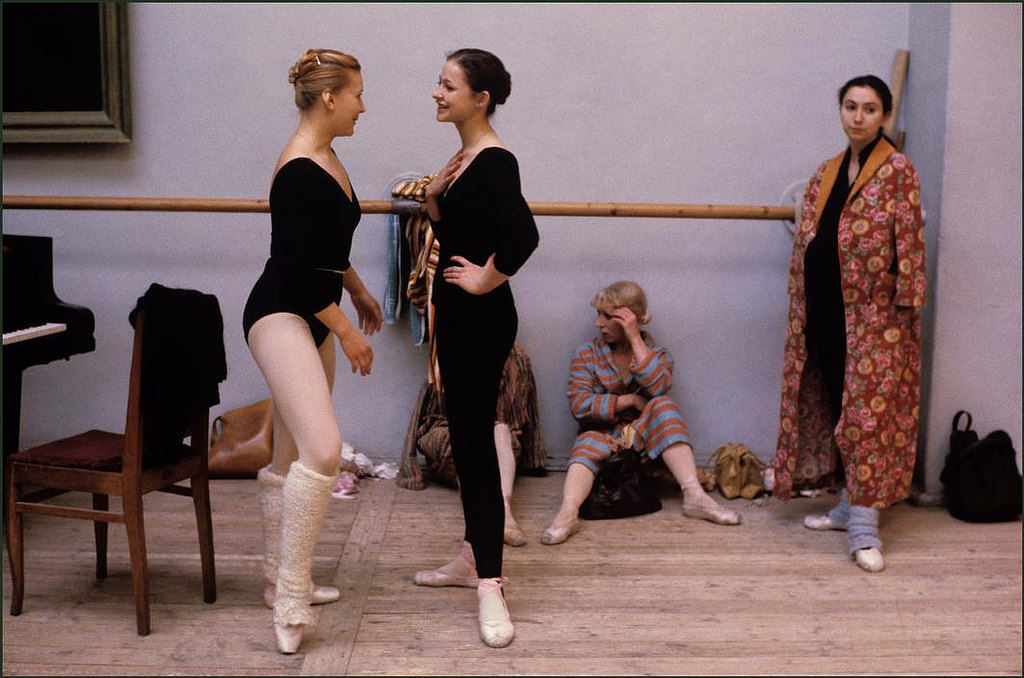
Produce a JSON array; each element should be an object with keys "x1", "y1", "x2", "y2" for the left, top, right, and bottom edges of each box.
[
  {"x1": 579, "y1": 448, "x2": 662, "y2": 520},
  {"x1": 940, "y1": 410, "x2": 1022, "y2": 523}
]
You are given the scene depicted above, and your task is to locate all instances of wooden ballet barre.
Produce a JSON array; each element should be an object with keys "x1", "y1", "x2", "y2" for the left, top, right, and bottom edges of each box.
[
  {"x1": 3, "y1": 194, "x2": 796, "y2": 221},
  {"x1": 527, "y1": 201, "x2": 793, "y2": 220}
]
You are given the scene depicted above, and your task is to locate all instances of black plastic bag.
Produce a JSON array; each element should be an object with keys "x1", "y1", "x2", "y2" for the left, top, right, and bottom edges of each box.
[{"x1": 579, "y1": 448, "x2": 662, "y2": 520}]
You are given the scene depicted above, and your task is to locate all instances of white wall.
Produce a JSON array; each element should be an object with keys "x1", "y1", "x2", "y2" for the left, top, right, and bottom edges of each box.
[
  {"x1": 5, "y1": 3, "x2": 1007, "y2": 482},
  {"x1": 922, "y1": 3, "x2": 1023, "y2": 490}
]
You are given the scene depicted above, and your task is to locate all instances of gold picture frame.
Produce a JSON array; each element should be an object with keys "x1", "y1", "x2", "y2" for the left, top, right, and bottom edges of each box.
[{"x1": 2, "y1": 3, "x2": 131, "y2": 144}]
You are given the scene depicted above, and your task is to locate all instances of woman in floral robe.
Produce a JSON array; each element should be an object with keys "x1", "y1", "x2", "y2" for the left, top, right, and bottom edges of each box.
[{"x1": 771, "y1": 75, "x2": 926, "y2": 573}]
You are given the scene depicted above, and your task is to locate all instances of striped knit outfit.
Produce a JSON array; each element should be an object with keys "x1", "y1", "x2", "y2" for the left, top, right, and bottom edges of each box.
[{"x1": 566, "y1": 334, "x2": 691, "y2": 474}]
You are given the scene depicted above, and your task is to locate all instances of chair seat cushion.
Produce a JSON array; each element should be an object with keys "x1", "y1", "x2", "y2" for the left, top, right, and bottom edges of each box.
[{"x1": 11, "y1": 430, "x2": 124, "y2": 470}]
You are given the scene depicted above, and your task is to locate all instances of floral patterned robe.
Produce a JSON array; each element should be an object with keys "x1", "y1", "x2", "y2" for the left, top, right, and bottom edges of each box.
[{"x1": 771, "y1": 138, "x2": 926, "y2": 508}]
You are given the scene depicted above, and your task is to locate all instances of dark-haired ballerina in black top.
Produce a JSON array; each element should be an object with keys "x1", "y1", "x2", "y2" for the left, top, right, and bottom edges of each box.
[
  {"x1": 412, "y1": 48, "x2": 538, "y2": 649},
  {"x1": 242, "y1": 48, "x2": 382, "y2": 655}
]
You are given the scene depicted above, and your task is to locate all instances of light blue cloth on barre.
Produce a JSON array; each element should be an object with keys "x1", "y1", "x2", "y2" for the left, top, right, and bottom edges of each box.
[{"x1": 383, "y1": 173, "x2": 429, "y2": 345}]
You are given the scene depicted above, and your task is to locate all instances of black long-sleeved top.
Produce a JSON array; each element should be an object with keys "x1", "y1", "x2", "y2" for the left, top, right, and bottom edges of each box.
[
  {"x1": 430, "y1": 147, "x2": 538, "y2": 316},
  {"x1": 804, "y1": 134, "x2": 883, "y2": 325},
  {"x1": 243, "y1": 157, "x2": 360, "y2": 346}
]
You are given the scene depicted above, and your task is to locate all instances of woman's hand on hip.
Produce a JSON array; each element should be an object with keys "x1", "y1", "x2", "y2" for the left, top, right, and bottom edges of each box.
[{"x1": 442, "y1": 253, "x2": 508, "y2": 295}]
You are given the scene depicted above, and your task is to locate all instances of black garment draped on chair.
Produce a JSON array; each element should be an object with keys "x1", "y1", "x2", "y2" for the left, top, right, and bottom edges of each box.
[{"x1": 129, "y1": 283, "x2": 227, "y2": 465}]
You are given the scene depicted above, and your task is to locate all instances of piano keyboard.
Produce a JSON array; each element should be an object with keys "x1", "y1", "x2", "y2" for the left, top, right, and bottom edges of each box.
[{"x1": 3, "y1": 322, "x2": 67, "y2": 346}]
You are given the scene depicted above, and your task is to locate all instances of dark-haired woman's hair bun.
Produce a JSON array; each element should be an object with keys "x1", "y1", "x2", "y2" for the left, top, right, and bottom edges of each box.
[{"x1": 447, "y1": 48, "x2": 511, "y2": 116}]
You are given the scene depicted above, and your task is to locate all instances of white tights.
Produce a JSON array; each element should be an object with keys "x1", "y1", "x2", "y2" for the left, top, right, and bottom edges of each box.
[{"x1": 247, "y1": 312, "x2": 341, "y2": 476}]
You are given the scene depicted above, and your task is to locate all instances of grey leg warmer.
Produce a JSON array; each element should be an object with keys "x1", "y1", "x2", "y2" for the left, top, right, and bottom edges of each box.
[
  {"x1": 827, "y1": 488, "x2": 851, "y2": 528},
  {"x1": 847, "y1": 504, "x2": 882, "y2": 554}
]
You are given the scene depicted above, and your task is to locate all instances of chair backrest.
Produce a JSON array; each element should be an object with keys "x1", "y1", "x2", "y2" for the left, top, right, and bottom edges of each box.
[
  {"x1": 122, "y1": 307, "x2": 147, "y2": 480},
  {"x1": 120, "y1": 308, "x2": 208, "y2": 481}
]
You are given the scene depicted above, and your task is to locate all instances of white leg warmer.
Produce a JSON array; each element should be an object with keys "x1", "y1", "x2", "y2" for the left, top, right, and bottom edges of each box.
[
  {"x1": 258, "y1": 465, "x2": 286, "y2": 587},
  {"x1": 274, "y1": 461, "x2": 337, "y2": 626}
]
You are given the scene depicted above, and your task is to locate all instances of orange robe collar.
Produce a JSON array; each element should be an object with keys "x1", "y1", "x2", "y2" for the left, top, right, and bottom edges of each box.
[{"x1": 812, "y1": 137, "x2": 896, "y2": 225}]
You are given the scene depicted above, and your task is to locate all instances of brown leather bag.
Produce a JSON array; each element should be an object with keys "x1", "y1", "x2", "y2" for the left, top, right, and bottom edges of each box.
[
  {"x1": 710, "y1": 443, "x2": 766, "y2": 500},
  {"x1": 208, "y1": 399, "x2": 273, "y2": 478}
]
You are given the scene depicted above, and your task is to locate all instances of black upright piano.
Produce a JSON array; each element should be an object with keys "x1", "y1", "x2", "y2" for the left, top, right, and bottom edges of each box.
[{"x1": 3, "y1": 234, "x2": 96, "y2": 455}]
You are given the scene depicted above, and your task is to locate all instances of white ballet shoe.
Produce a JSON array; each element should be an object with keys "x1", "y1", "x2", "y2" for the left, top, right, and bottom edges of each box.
[
  {"x1": 854, "y1": 547, "x2": 885, "y2": 572},
  {"x1": 274, "y1": 623, "x2": 304, "y2": 654},
  {"x1": 682, "y1": 502, "x2": 741, "y2": 526},
  {"x1": 477, "y1": 577, "x2": 514, "y2": 648},
  {"x1": 804, "y1": 514, "x2": 847, "y2": 531},
  {"x1": 540, "y1": 519, "x2": 580, "y2": 545},
  {"x1": 264, "y1": 583, "x2": 340, "y2": 609},
  {"x1": 504, "y1": 523, "x2": 527, "y2": 547}
]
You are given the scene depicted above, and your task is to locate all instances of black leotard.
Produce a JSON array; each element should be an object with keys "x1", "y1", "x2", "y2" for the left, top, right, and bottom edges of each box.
[{"x1": 243, "y1": 157, "x2": 360, "y2": 346}]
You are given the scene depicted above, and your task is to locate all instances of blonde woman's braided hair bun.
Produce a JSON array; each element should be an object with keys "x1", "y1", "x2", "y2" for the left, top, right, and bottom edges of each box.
[{"x1": 288, "y1": 48, "x2": 361, "y2": 110}]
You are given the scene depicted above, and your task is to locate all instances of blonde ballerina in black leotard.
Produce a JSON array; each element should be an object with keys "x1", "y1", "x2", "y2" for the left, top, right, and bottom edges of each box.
[{"x1": 242, "y1": 48, "x2": 382, "y2": 654}]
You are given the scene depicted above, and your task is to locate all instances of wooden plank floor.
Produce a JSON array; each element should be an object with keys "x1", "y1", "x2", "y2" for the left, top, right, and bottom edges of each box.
[{"x1": 3, "y1": 473, "x2": 1021, "y2": 676}]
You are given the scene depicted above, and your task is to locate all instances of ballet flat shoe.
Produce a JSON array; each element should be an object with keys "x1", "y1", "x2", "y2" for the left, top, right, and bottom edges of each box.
[
  {"x1": 413, "y1": 567, "x2": 479, "y2": 588},
  {"x1": 479, "y1": 610, "x2": 514, "y2": 648},
  {"x1": 504, "y1": 523, "x2": 527, "y2": 547},
  {"x1": 540, "y1": 520, "x2": 580, "y2": 545},
  {"x1": 803, "y1": 514, "x2": 847, "y2": 531},
  {"x1": 478, "y1": 578, "x2": 514, "y2": 648},
  {"x1": 274, "y1": 623, "x2": 304, "y2": 654},
  {"x1": 264, "y1": 584, "x2": 341, "y2": 609},
  {"x1": 682, "y1": 504, "x2": 742, "y2": 526},
  {"x1": 854, "y1": 547, "x2": 885, "y2": 572}
]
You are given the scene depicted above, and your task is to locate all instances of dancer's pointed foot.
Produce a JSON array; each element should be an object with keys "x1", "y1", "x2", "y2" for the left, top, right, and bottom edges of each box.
[{"x1": 274, "y1": 623, "x2": 304, "y2": 654}]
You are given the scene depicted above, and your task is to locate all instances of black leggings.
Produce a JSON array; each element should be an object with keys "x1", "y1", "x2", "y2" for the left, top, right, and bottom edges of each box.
[{"x1": 435, "y1": 304, "x2": 517, "y2": 579}]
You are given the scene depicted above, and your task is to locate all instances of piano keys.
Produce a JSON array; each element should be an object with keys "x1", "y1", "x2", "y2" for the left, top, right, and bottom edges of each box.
[
  {"x1": 3, "y1": 322, "x2": 67, "y2": 345},
  {"x1": 3, "y1": 234, "x2": 96, "y2": 455}
]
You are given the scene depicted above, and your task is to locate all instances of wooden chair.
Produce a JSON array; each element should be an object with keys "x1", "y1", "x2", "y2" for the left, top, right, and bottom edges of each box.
[{"x1": 4, "y1": 307, "x2": 217, "y2": 635}]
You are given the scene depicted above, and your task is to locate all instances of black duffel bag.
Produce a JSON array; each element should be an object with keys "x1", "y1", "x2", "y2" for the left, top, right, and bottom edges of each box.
[{"x1": 940, "y1": 411, "x2": 1022, "y2": 522}]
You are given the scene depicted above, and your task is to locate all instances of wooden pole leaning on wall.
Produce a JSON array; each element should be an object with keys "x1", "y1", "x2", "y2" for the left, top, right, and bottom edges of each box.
[
  {"x1": 2, "y1": 195, "x2": 795, "y2": 221},
  {"x1": 884, "y1": 49, "x2": 909, "y2": 151}
]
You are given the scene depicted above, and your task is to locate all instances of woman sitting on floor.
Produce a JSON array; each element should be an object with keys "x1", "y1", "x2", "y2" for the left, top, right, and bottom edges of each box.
[{"x1": 541, "y1": 280, "x2": 741, "y2": 545}]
